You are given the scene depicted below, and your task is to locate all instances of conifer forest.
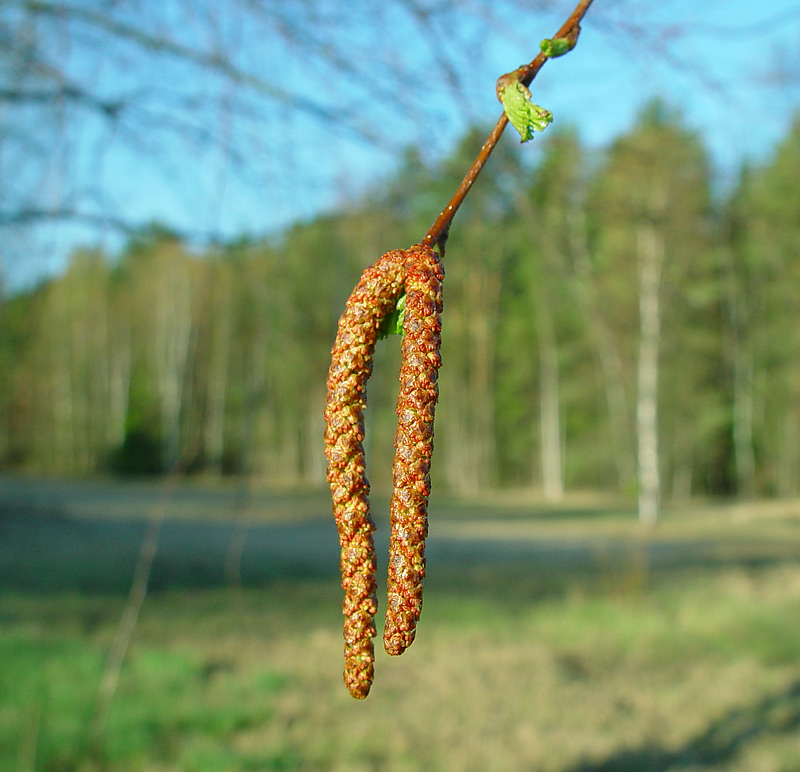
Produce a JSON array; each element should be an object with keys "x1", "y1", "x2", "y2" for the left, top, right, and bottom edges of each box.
[{"x1": 2, "y1": 103, "x2": 798, "y2": 504}]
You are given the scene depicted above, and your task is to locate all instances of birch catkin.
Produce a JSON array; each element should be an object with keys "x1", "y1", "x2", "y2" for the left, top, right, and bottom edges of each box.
[
  {"x1": 325, "y1": 243, "x2": 444, "y2": 695},
  {"x1": 324, "y1": 249, "x2": 406, "y2": 699},
  {"x1": 322, "y1": 0, "x2": 591, "y2": 696},
  {"x1": 384, "y1": 244, "x2": 444, "y2": 656}
]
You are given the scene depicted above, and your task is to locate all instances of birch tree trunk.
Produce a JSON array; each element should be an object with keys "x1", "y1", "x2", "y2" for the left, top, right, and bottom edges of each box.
[
  {"x1": 636, "y1": 222, "x2": 663, "y2": 524},
  {"x1": 153, "y1": 258, "x2": 194, "y2": 470},
  {"x1": 722, "y1": 248, "x2": 757, "y2": 497},
  {"x1": 205, "y1": 269, "x2": 233, "y2": 477},
  {"x1": 536, "y1": 304, "x2": 563, "y2": 501},
  {"x1": 567, "y1": 207, "x2": 635, "y2": 488},
  {"x1": 107, "y1": 323, "x2": 132, "y2": 453},
  {"x1": 302, "y1": 386, "x2": 327, "y2": 485},
  {"x1": 51, "y1": 322, "x2": 75, "y2": 471},
  {"x1": 469, "y1": 269, "x2": 500, "y2": 490}
]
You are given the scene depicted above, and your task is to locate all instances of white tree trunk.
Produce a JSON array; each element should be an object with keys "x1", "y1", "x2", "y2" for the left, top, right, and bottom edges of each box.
[
  {"x1": 205, "y1": 280, "x2": 232, "y2": 477},
  {"x1": 722, "y1": 246, "x2": 757, "y2": 497},
  {"x1": 537, "y1": 310, "x2": 564, "y2": 501},
  {"x1": 107, "y1": 325, "x2": 132, "y2": 451},
  {"x1": 153, "y1": 260, "x2": 193, "y2": 469},
  {"x1": 636, "y1": 223, "x2": 663, "y2": 524},
  {"x1": 567, "y1": 206, "x2": 635, "y2": 488},
  {"x1": 468, "y1": 270, "x2": 500, "y2": 490},
  {"x1": 303, "y1": 388, "x2": 327, "y2": 485}
]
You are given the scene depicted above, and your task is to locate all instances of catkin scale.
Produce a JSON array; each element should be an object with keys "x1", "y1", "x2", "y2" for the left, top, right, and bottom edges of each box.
[
  {"x1": 324, "y1": 249, "x2": 406, "y2": 699},
  {"x1": 384, "y1": 244, "x2": 444, "y2": 657}
]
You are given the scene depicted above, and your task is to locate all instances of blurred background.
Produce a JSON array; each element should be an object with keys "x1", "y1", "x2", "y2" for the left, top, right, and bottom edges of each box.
[{"x1": 2, "y1": 0, "x2": 800, "y2": 770}]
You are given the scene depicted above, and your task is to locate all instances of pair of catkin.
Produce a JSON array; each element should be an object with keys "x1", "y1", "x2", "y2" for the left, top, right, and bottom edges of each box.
[{"x1": 323, "y1": 243, "x2": 444, "y2": 699}]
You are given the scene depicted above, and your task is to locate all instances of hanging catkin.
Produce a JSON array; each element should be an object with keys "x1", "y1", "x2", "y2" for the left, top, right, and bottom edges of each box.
[
  {"x1": 324, "y1": 243, "x2": 444, "y2": 695},
  {"x1": 384, "y1": 244, "x2": 444, "y2": 656},
  {"x1": 324, "y1": 249, "x2": 406, "y2": 699},
  {"x1": 322, "y1": 0, "x2": 592, "y2": 697}
]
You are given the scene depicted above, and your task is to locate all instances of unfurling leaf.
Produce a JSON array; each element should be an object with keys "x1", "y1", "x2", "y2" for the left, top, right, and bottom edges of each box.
[
  {"x1": 378, "y1": 292, "x2": 407, "y2": 339},
  {"x1": 498, "y1": 81, "x2": 553, "y2": 143}
]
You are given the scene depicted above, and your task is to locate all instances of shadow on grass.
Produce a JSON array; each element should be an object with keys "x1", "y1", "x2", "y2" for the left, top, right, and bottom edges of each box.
[
  {"x1": 3, "y1": 495, "x2": 800, "y2": 601},
  {"x1": 0, "y1": 501, "x2": 341, "y2": 594},
  {"x1": 566, "y1": 680, "x2": 800, "y2": 772}
]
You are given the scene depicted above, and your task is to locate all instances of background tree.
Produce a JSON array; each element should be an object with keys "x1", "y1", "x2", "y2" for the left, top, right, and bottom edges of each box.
[
  {"x1": 731, "y1": 117, "x2": 800, "y2": 496},
  {"x1": 1, "y1": 108, "x2": 799, "y2": 505},
  {"x1": 589, "y1": 100, "x2": 713, "y2": 521}
]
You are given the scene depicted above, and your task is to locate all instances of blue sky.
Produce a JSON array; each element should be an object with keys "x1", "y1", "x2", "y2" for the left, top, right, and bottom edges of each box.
[{"x1": 3, "y1": 0, "x2": 799, "y2": 290}]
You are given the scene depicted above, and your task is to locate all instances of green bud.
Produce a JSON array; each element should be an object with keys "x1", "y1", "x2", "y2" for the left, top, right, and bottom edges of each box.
[
  {"x1": 498, "y1": 81, "x2": 552, "y2": 143},
  {"x1": 378, "y1": 293, "x2": 406, "y2": 339},
  {"x1": 540, "y1": 37, "x2": 573, "y2": 58}
]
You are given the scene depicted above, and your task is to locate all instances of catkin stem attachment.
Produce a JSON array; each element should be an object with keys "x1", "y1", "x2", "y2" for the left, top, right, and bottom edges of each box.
[
  {"x1": 324, "y1": 249, "x2": 406, "y2": 699},
  {"x1": 384, "y1": 244, "x2": 444, "y2": 656}
]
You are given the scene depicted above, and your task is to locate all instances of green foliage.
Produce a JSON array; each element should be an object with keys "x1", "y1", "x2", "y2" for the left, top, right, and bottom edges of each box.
[
  {"x1": 0, "y1": 105, "x2": 799, "y2": 498},
  {"x1": 729, "y1": 116, "x2": 800, "y2": 495}
]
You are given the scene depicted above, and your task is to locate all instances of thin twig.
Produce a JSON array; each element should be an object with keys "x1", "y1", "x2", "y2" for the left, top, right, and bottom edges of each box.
[
  {"x1": 90, "y1": 471, "x2": 184, "y2": 745},
  {"x1": 91, "y1": 515, "x2": 162, "y2": 743},
  {"x1": 421, "y1": 0, "x2": 595, "y2": 253}
]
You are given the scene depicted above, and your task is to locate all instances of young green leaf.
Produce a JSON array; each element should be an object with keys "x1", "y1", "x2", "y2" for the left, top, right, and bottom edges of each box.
[
  {"x1": 498, "y1": 81, "x2": 552, "y2": 143},
  {"x1": 378, "y1": 293, "x2": 407, "y2": 339}
]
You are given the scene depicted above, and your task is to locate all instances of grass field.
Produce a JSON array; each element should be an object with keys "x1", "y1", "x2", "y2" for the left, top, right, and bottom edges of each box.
[{"x1": 2, "y1": 475, "x2": 800, "y2": 771}]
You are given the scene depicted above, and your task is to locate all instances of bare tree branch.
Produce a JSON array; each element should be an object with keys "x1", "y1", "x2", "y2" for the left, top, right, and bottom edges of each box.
[{"x1": 18, "y1": 0, "x2": 386, "y2": 146}]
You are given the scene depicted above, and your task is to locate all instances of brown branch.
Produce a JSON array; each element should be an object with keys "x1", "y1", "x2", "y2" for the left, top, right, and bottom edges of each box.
[
  {"x1": 0, "y1": 207, "x2": 136, "y2": 231},
  {"x1": 421, "y1": 0, "x2": 596, "y2": 253},
  {"x1": 0, "y1": 85, "x2": 124, "y2": 116}
]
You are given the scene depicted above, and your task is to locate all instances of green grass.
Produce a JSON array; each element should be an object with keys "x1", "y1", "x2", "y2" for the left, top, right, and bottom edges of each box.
[{"x1": 2, "y1": 482, "x2": 800, "y2": 771}]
